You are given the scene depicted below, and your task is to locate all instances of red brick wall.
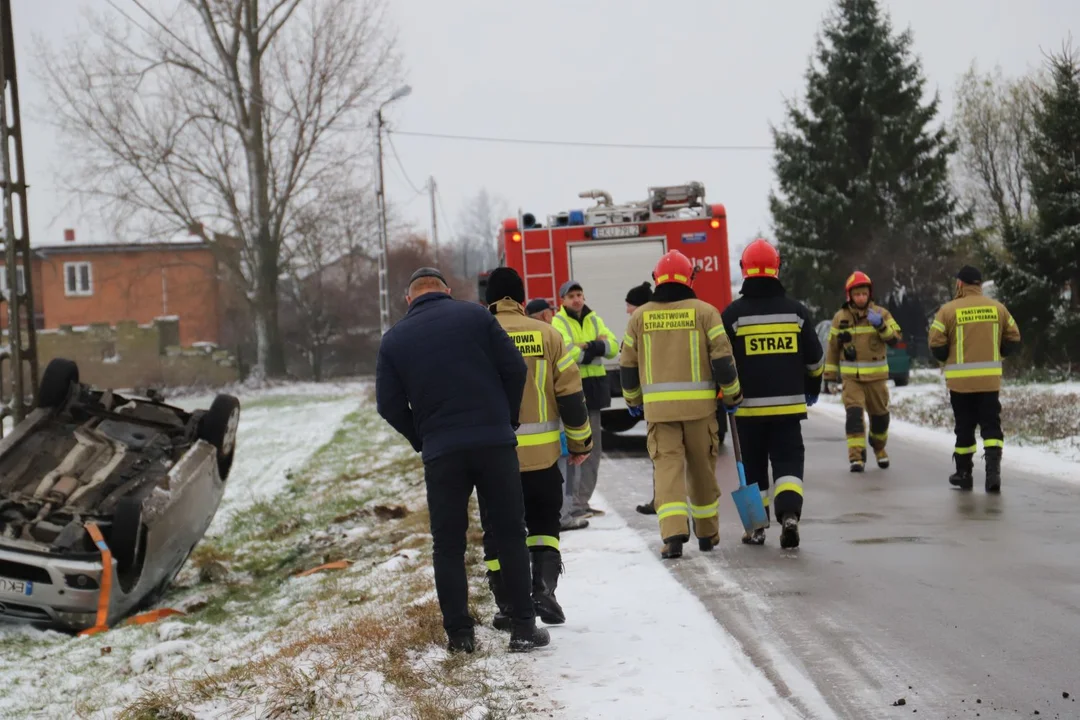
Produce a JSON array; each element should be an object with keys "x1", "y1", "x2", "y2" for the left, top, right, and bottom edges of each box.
[{"x1": 35, "y1": 247, "x2": 221, "y2": 346}]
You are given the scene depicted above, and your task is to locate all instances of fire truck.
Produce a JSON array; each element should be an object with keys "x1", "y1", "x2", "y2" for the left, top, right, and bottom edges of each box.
[{"x1": 492, "y1": 182, "x2": 733, "y2": 440}]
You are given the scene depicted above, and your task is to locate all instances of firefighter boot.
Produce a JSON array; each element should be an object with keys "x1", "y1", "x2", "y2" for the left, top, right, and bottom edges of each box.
[
  {"x1": 742, "y1": 507, "x2": 768, "y2": 545},
  {"x1": 874, "y1": 448, "x2": 890, "y2": 469},
  {"x1": 698, "y1": 533, "x2": 720, "y2": 551},
  {"x1": 985, "y1": 447, "x2": 1003, "y2": 494},
  {"x1": 531, "y1": 551, "x2": 566, "y2": 625},
  {"x1": 636, "y1": 499, "x2": 656, "y2": 515},
  {"x1": 508, "y1": 622, "x2": 550, "y2": 653},
  {"x1": 661, "y1": 534, "x2": 688, "y2": 559},
  {"x1": 949, "y1": 453, "x2": 974, "y2": 490},
  {"x1": 850, "y1": 449, "x2": 867, "y2": 473},
  {"x1": 485, "y1": 570, "x2": 512, "y2": 632},
  {"x1": 779, "y1": 514, "x2": 800, "y2": 550}
]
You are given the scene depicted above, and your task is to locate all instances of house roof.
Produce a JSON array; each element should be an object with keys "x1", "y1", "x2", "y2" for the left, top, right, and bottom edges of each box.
[{"x1": 33, "y1": 241, "x2": 211, "y2": 257}]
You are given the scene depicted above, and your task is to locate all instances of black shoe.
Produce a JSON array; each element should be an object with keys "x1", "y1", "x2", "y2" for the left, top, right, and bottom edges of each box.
[
  {"x1": 636, "y1": 500, "x2": 656, "y2": 515},
  {"x1": 698, "y1": 533, "x2": 720, "y2": 551},
  {"x1": 508, "y1": 623, "x2": 550, "y2": 653},
  {"x1": 949, "y1": 470, "x2": 974, "y2": 490},
  {"x1": 850, "y1": 461, "x2": 865, "y2": 473},
  {"x1": 661, "y1": 540, "x2": 684, "y2": 559},
  {"x1": 779, "y1": 515, "x2": 800, "y2": 549},
  {"x1": 485, "y1": 570, "x2": 513, "y2": 632},
  {"x1": 741, "y1": 528, "x2": 766, "y2": 546},
  {"x1": 532, "y1": 551, "x2": 566, "y2": 625},
  {"x1": 448, "y1": 629, "x2": 476, "y2": 654},
  {"x1": 985, "y1": 447, "x2": 1002, "y2": 493}
]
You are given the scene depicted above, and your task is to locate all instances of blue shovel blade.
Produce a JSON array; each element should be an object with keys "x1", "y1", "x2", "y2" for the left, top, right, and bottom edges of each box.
[{"x1": 731, "y1": 462, "x2": 769, "y2": 531}]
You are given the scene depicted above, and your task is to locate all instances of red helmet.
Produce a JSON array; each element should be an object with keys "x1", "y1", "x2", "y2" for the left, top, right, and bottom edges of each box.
[
  {"x1": 740, "y1": 238, "x2": 781, "y2": 279},
  {"x1": 652, "y1": 250, "x2": 696, "y2": 287},
  {"x1": 845, "y1": 271, "x2": 873, "y2": 300}
]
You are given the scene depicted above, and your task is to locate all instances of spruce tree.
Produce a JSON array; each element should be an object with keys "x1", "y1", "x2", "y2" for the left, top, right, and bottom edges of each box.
[
  {"x1": 986, "y1": 47, "x2": 1080, "y2": 364},
  {"x1": 769, "y1": 0, "x2": 964, "y2": 323}
]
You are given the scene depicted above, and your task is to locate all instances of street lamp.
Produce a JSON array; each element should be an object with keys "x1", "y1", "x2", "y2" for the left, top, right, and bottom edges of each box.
[{"x1": 376, "y1": 84, "x2": 412, "y2": 336}]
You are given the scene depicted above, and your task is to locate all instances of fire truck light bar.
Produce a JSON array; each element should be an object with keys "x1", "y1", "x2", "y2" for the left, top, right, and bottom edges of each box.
[{"x1": 592, "y1": 224, "x2": 642, "y2": 240}]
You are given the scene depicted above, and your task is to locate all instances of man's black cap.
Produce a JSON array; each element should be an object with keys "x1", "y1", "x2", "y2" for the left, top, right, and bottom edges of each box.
[
  {"x1": 485, "y1": 267, "x2": 526, "y2": 305},
  {"x1": 525, "y1": 298, "x2": 553, "y2": 315},
  {"x1": 956, "y1": 265, "x2": 982, "y2": 285},
  {"x1": 409, "y1": 266, "x2": 446, "y2": 285},
  {"x1": 625, "y1": 281, "x2": 653, "y2": 307}
]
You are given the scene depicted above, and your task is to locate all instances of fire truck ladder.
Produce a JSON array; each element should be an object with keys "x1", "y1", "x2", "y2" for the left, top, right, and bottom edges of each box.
[
  {"x1": 522, "y1": 223, "x2": 557, "y2": 305},
  {"x1": 0, "y1": 0, "x2": 41, "y2": 436}
]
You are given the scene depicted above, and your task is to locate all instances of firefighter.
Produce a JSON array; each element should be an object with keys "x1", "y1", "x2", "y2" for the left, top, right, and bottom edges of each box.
[
  {"x1": 720, "y1": 239, "x2": 823, "y2": 549},
  {"x1": 822, "y1": 271, "x2": 903, "y2": 472},
  {"x1": 623, "y1": 281, "x2": 661, "y2": 516},
  {"x1": 482, "y1": 268, "x2": 593, "y2": 629},
  {"x1": 554, "y1": 280, "x2": 619, "y2": 519},
  {"x1": 620, "y1": 250, "x2": 742, "y2": 559},
  {"x1": 928, "y1": 266, "x2": 1021, "y2": 492}
]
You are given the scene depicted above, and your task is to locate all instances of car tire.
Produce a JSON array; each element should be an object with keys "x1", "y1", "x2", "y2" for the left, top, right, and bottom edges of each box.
[
  {"x1": 37, "y1": 358, "x2": 79, "y2": 409},
  {"x1": 893, "y1": 374, "x2": 910, "y2": 387},
  {"x1": 198, "y1": 394, "x2": 241, "y2": 480},
  {"x1": 600, "y1": 409, "x2": 640, "y2": 434}
]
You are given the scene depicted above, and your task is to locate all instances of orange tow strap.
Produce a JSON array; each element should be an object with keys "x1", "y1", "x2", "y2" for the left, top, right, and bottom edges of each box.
[
  {"x1": 78, "y1": 522, "x2": 113, "y2": 637},
  {"x1": 294, "y1": 560, "x2": 352, "y2": 577},
  {"x1": 123, "y1": 608, "x2": 185, "y2": 626}
]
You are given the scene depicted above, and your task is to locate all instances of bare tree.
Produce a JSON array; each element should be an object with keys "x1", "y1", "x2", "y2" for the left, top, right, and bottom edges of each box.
[
  {"x1": 36, "y1": 0, "x2": 401, "y2": 377},
  {"x1": 449, "y1": 189, "x2": 508, "y2": 298},
  {"x1": 952, "y1": 63, "x2": 1038, "y2": 233}
]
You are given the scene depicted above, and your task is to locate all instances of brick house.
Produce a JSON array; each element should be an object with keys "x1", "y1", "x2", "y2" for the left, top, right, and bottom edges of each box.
[{"x1": 1, "y1": 234, "x2": 229, "y2": 348}]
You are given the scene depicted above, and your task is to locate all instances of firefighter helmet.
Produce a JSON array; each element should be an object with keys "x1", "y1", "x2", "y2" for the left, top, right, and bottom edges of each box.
[
  {"x1": 740, "y1": 238, "x2": 781, "y2": 279},
  {"x1": 652, "y1": 250, "x2": 696, "y2": 287},
  {"x1": 845, "y1": 271, "x2": 873, "y2": 300}
]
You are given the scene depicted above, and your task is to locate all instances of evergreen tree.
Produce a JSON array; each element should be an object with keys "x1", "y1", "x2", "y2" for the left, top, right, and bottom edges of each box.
[
  {"x1": 769, "y1": 0, "x2": 964, "y2": 322},
  {"x1": 985, "y1": 46, "x2": 1080, "y2": 364}
]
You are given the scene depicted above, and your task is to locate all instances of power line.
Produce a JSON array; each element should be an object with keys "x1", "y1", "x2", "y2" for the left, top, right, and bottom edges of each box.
[
  {"x1": 387, "y1": 129, "x2": 773, "y2": 152},
  {"x1": 385, "y1": 131, "x2": 427, "y2": 197}
]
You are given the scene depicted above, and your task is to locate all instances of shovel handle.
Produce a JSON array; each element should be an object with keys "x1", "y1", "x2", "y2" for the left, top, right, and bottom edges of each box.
[{"x1": 726, "y1": 412, "x2": 749, "y2": 488}]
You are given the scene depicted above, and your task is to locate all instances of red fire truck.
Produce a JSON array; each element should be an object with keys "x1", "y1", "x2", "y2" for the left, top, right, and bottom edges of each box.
[{"x1": 493, "y1": 182, "x2": 733, "y2": 440}]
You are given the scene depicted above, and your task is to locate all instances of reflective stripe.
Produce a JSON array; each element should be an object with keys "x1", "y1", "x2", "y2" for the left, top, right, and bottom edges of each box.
[
  {"x1": 485, "y1": 559, "x2": 501, "y2": 572},
  {"x1": 1007, "y1": 316, "x2": 1017, "y2": 328},
  {"x1": 690, "y1": 500, "x2": 719, "y2": 519},
  {"x1": 847, "y1": 436, "x2": 867, "y2": 448},
  {"x1": 623, "y1": 334, "x2": 635, "y2": 348},
  {"x1": 517, "y1": 420, "x2": 561, "y2": 436},
  {"x1": 759, "y1": 487, "x2": 771, "y2": 507},
  {"x1": 773, "y1": 476, "x2": 804, "y2": 498},
  {"x1": 707, "y1": 324, "x2": 726, "y2": 340},
  {"x1": 731, "y1": 313, "x2": 803, "y2": 331},
  {"x1": 657, "y1": 502, "x2": 688, "y2": 521},
  {"x1": 956, "y1": 326, "x2": 965, "y2": 364},
  {"x1": 736, "y1": 322, "x2": 801, "y2": 336},
  {"x1": 983, "y1": 439, "x2": 1004, "y2": 448},
  {"x1": 741, "y1": 394, "x2": 804, "y2": 407},
  {"x1": 869, "y1": 432, "x2": 888, "y2": 441},
  {"x1": 805, "y1": 357, "x2": 824, "y2": 373},
  {"x1": 992, "y1": 324, "x2": 1000, "y2": 362},
  {"x1": 807, "y1": 364, "x2": 825, "y2": 378},
  {"x1": 527, "y1": 535, "x2": 560, "y2": 550},
  {"x1": 535, "y1": 359, "x2": 549, "y2": 423},
  {"x1": 931, "y1": 320, "x2": 946, "y2": 333},
  {"x1": 689, "y1": 330, "x2": 701, "y2": 383},
  {"x1": 824, "y1": 363, "x2": 839, "y2": 373},
  {"x1": 622, "y1": 386, "x2": 643, "y2": 400},
  {"x1": 720, "y1": 378, "x2": 741, "y2": 398},
  {"x1": 944, "y1": 361, "x2": 1002, "y2": 379},
  {"x1": 954, "y1": 445, "x2": 977, "y2": 455},
  {"x1": 840, "y1": 361, "x2": 889, "y2": 375},
  {"x1": 643, "y1": 333, "x2": 653, "y2": 385},
  {"x1": 567, "y1": 344, "x2": 583, "y2": 363},
  {"x1": 517, "y1": 431, "x2": 561, "y2": 447},
  {"x1": 643, "y1": 381, "x2": 716, "y2": 403},
  {"x1": 557, "y1": 353, "x2": 575, "y2": 371},
  {"x1": 736, "y1": 403, "x2": 806, "y2": 417},
  {"x1": 564, "y1": 424, "x2": 591, "y2": 441}
]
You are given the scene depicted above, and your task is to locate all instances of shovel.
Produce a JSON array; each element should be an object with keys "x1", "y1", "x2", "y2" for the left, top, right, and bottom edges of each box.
[{"x1": 726, "y1": 413, "x2": 769, "y2": 532}]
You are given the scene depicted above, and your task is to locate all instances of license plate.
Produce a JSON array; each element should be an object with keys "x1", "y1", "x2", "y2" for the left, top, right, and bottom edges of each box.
[{"x1": 0, "y1": 577, "x2": 32, "y2": 596}]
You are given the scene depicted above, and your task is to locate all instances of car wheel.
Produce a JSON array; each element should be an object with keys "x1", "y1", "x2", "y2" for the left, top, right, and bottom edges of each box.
[
  {"x1": 600, "y1": 409, "x2": 640, "y2": 434},
  {"x1": 198, "y1": 394, "x2": 241, "y2": 480},
  {"x1": 37, "y1": 358, "x2": 79, "y2": 409}
]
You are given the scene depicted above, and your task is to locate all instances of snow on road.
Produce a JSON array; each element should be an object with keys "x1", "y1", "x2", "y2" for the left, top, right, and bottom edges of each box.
[{"x1": 519, "y1": 495, "x2": 807, "y2": 720}]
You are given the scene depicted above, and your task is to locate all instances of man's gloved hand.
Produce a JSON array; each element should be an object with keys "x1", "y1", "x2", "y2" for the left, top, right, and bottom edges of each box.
[
  {"x1": 628, "y1": 404, "x2": 644, "y2": 418},
  {"x1": 805, "y1": 393, "x2": 819, "y2": 408},
  {"x1": 867, "y1": 309, "x2": 884, "y2": 328}
]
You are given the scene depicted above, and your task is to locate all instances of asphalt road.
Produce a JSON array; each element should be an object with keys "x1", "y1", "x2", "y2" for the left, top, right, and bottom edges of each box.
[{"x1": 600, "y1": 415, "x2": 1080, "y2": 720}]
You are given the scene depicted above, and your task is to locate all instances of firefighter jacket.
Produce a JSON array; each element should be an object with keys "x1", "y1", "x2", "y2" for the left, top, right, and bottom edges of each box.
[
  {"x1": 553, "y1": 305, "x2": 619, "y2": 411},
  {"x1": 720, "y1": 278, "x2": 824, "y2": 421},
  {"x1": 619, "y1": 283, "x2": 741, "y2": 424},
  {"x1": 493, "y1": 299, "x2": 593, "y2": 471},
  {"x1": 823, "y1": 302, "x2": 902, "y2": 383},
  {"x1": 928, "y1": 284, "x2": 1021, "y2": 393}
]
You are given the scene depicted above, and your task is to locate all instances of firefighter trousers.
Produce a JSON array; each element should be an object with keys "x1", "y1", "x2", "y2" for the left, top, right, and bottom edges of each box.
[
  {"x1": 647, "y1": 416, "x2": 720, "y2": 542},
  {"x1": 736, "y1": 418, "x2": 805, "y2": 521},
  {"x1": 480, "y1": 462, "x2": 564, "y2": 568},
  {"x1": 949, "y1": 391, "x2": 1003, "y2": 471},
  {"x1": 842, "y1": 380, "x2": 890, "y2": 462}
]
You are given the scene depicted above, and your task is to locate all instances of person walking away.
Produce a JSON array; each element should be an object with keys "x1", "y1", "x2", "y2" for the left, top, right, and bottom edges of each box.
[
  {"x1": 375, "y1": 267, "x2": 550, "y2": 654},
  {"x1": 928, "y1": 266, "x2": 1021, "y2": 492},
  {"x1": 822, "y1": 271, "x2": 903, "y2": 472},
  {"x1": 622, "y1": 281, "x2": 661, "y2": 516},
  {"x1": 554, "y1": 280, "x2": 619, "y2": 518},
  {"x1": 620, "y1": 251, "x2": 742, "y2": 559},
  {"x1": 481, "y1": 268, "x2": 593, "y2": 629},
  {"x1": 720, "y1": 239, "x2": 824, "y2": 549}
]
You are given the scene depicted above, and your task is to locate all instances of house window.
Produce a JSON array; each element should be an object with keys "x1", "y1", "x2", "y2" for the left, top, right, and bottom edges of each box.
[
  {"x1": 0, "y1": 265, "x2": 26, "y2": 297},
  {"x1": 64, "y1": 262, "x2": 93, "y2": 297}
]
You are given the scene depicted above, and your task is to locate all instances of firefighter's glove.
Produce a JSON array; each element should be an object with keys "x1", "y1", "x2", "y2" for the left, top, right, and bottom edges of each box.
[
  {"x1": 805, "y1": 393, "x2": 819, "y2": 408},
  {"x1": 843, "y1": 345, "x2": 857, "y2": 361},
  {"x1": 838, "y1": 330, "x2": 853, "y2": 344},
  {"x1": 628, "y1": 404, "x2": 644, "y2": 418},
  {"x1": 867, "y1": 309, "x2": 884, "y2": 328},
  {"x1": 721, "y1": 394, "x2": 742, "y2": 416}
]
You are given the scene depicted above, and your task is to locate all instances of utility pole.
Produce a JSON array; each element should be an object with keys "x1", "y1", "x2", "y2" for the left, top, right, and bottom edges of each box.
[
  {"x1": 428, "y1": 176, "x2": 439, "y2": 265},
  {"x1": 374, "y1": 85, "x2": 412, "y2": 336}
]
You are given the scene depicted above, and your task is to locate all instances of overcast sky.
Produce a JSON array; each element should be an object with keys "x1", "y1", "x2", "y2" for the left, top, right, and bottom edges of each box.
[{"x1": 12, "y1": 0, "x2": 1078, "y2": 266}]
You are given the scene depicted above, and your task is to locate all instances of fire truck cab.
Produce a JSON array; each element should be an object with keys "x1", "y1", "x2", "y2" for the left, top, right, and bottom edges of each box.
[{"x1": 497, "y1": 183, "x2": 733, "y2": 439}]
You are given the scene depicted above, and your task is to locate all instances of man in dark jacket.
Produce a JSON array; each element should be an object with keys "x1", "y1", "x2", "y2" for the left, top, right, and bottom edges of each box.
[{"x1": 376, "y1": 267, "x2": 550, "y2": 654}]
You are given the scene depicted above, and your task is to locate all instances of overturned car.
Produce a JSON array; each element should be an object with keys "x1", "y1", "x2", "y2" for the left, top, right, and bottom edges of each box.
[{"x1": 0, "y1": 358, "x2": 239, "y2": 631}]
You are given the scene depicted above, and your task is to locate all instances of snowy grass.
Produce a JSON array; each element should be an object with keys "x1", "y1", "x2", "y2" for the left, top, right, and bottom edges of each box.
[{"x1": 0, "y1": 385, "x2": 532, "y2": 720}]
